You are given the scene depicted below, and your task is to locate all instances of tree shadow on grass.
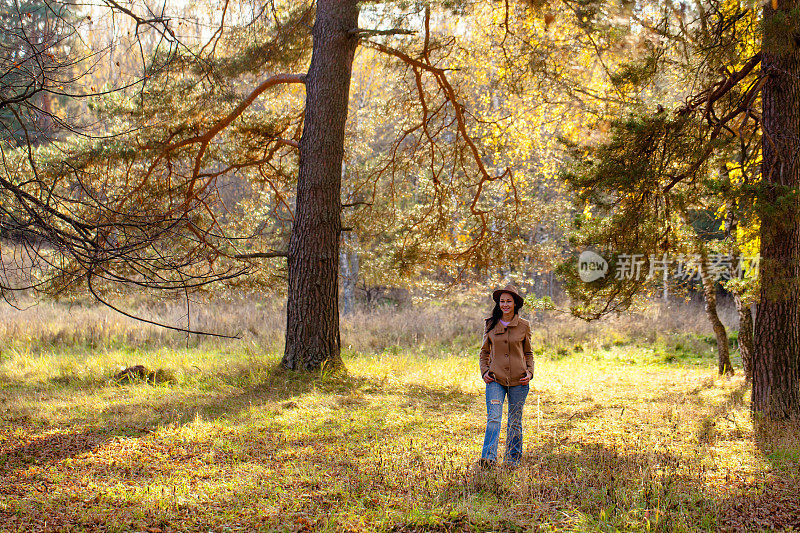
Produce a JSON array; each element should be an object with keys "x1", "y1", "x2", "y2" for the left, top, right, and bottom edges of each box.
[
  {"x1": 424, "y1": 378, "x2": 796, "y2": 532},
  {"x1": 444, "y1": 440, "x2": 794, "y2": 531},
  {"x1": 716, "y1": 417, "x2": 800, "y2": 531},
  {"x1": 714, "y1": 416, "x2": 800, "y2": 530},
  {"x1": 752, "y1": 418, "x2": 800, "y2": 462},
  {"x1": 0, "y1": 363, "x2": 485, "y2": 533},
  {"x1": 0, "y1": 364, "x2": 311, "y2": 472},
  {"x1": 430, "y1": 440, "x2": 702, "y2": 531},
  {"x1": 1, "y1": 363, "x2": 480, "y2": 473},
  {"x1": 648, "y1": 375, "x2": 748, "y2": 409}
]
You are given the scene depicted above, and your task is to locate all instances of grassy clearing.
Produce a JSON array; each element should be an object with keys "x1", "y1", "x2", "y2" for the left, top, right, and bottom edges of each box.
[{"x1": 1, "y1": 300, "x2": 798, "y2": 532}]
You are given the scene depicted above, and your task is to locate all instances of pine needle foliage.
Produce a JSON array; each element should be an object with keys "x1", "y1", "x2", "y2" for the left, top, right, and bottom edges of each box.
[{"x1": 558, "y1": 0, "x2": 762, "y2": 319}]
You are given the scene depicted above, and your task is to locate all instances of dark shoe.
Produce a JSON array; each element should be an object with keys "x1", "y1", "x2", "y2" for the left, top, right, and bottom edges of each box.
[{"x1": 477, "y1": 458, "x2": 497, "y2": 471}]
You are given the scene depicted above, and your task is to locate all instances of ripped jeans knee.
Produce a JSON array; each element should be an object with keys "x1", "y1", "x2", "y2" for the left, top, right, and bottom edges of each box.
[{"x1": 481, "y1": 381, "x2": 529, "y2": 464}]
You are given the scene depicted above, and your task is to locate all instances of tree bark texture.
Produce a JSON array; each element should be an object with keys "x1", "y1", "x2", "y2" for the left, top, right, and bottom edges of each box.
[
  {"x1": 699, "y1": 252, "x2": 734, "y2": 376},
  {"x1": 282, "y1": 0, "x2": 359, "y2": 371},
  {"x1": 752, "y1": 0, "x2": 800, "y2": 419}
]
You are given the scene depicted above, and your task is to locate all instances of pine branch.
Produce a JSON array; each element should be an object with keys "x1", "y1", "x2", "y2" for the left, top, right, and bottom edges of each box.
[{"x1": 163, "y1": 73, "x2": 307, "y2": 155}]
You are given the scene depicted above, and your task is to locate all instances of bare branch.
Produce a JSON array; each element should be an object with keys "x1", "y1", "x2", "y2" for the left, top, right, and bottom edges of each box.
[
  {"x1": 87, "y1": 272, "x2": 242, "y2": 338},
  {"x1": 349, "y1": 28, "x2": 416, "y2": 38},
  {"x1": 276, "y1": 138, "x2": 300, "y2": 149},
  {"x1": 341, "y1": 201, "x2": 372, "y2": 208},
  {"x1": 679, "y1": 53, "x2": 762, "y2": 117},
  {"x1": 233, "y1": 251, "x2": 289, "y2": 259},
  {"x1": 364, "y1": 39, "x2": 510, "y2": 217}
]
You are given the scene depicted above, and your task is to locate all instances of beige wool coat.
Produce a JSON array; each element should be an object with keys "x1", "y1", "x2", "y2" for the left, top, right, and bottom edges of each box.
[{"x1": 479, "y1": 314, "x2": 535, "y2": 387}]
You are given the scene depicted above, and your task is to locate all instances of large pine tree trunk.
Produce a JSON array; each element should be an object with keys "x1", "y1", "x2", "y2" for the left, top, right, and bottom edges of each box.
[
  {"x1": 752, "y1": 0, "x2": 800, "y2": 419},
  {"x1": 282, "y1": 0, "x2": 359, "y2": 371}
]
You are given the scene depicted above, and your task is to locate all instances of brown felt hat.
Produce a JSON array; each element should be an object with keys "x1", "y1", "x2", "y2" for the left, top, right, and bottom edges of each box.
[{"x1": 492, "y1": 284, "x2": 524, "y2": 308}]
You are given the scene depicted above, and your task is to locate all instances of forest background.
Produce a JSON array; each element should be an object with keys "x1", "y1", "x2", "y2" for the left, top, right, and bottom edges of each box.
[{"x1": 2, "y1": 0, "x2": 800, "y2": 531}]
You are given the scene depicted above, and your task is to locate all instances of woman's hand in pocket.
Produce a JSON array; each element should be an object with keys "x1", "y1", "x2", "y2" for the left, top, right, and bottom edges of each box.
[
  {"x1": 519, "y1": 371, "x2": 532, "y2": 384},
  {"x1": 482, "y1": 371, "x2": 495, "y2": 384}
]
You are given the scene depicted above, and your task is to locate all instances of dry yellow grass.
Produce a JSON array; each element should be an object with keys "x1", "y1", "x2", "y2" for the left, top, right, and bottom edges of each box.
[{"x1": 1, "y1": 299, "x2": 797, "y2": 532}]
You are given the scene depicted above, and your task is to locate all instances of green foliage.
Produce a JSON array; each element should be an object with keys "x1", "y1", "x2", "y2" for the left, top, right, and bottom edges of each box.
[
  {"x1": 523, "y1": 294, "x2": 555, "y2": 311},
  {"x1": 0, "y1": 0, "x2": 76, "y2": 145},
  {"x1": 209, "y1": 7, "x2": 312, "y2": 78},
  {"x1": 5, "y1": 1, "x2": 320, "y2": 298},
  {"x1": 609, "y1": 52, "x2": 660, "y2": 89},
  {"x1": 555, "y1": 0, "x2": 763, "y2": 319},
  {"x1": 762, "y1": 6, "x2": 800, "y2": 53}
]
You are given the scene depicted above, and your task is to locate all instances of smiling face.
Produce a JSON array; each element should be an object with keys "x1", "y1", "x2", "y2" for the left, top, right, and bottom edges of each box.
[{"x1": 498, "y1": 293, "x2": 515, "y2": 319}]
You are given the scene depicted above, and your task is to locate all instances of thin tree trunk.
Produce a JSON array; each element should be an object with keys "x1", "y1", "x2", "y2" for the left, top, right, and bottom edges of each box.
[
  {"x1": 348, "y1": 236, "x2": 359, "y2": 312},
  {"x1": 678, "y1": 207, "x2": 733, "y2": 376},
  {"x1": 340, "y1": 231, "x2": 358, "y2": 315},
  {"x1": 752, "y1": 0, "x2": 800, "y2": 419},
  {"x1": 735, "y1": 294, "x2": 754, "y2": 380},
  {"x1": 339, "y1": 235, "x2": 350, "y2": 315},
  {"x1": 39, "y1": 93, "x2": 52, "y2": 141},
  {"x1": 699, "y1": 251, "x2": 734, "y2": 376},
  {"x1": 722, "y1": 170, "x2": 754, "y2": 381},
  {"x1": 282, "y1": 0, "x2": 359, "y2": 371},
  {"x1": 339, "y1": 161, "x2": 354, "y2": 316}
]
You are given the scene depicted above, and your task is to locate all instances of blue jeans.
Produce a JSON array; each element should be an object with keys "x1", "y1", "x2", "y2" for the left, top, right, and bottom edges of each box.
[{"x1": 481, "y1": 381, "x2": 529, "y2": 465}]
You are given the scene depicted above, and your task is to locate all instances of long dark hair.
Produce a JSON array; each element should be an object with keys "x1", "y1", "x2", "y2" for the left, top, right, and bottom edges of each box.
[{"x1": 485, "y1": 298, "x2": 523, "y2": 332}]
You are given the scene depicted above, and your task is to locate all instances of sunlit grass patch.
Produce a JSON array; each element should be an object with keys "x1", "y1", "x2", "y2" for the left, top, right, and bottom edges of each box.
[{"x1": 1, "y1": 300, "x2": 798, "y2": 532}]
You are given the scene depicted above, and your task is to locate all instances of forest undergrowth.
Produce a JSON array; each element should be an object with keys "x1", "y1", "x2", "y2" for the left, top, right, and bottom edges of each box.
[{"x1": 1, "y1": 297, "x2": 798, "y2": 532}]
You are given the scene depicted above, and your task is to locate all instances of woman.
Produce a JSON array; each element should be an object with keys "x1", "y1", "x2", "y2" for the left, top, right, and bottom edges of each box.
[{"x1": 478, "y1": 284, "x2": 534, "y2": 469}]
